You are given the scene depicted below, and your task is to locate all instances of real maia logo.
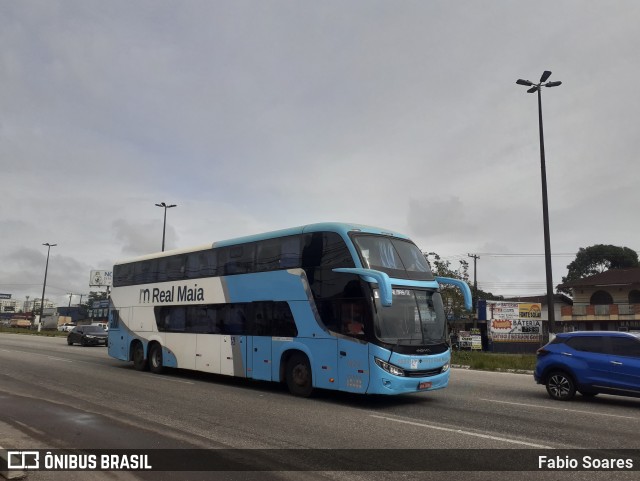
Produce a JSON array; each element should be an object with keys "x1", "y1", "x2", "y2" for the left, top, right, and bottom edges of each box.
[{"x1": 139, "y1": 284, "x2": 205, "y2": 304}]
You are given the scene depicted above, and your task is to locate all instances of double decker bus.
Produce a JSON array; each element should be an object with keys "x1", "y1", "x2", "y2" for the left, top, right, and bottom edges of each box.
[{"x1": 108, "y1": 223, "x2": 471, "y2": 396}]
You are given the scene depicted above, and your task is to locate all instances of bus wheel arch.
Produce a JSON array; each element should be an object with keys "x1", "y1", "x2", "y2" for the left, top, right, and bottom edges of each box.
[
  {"x1": 131, "y1": 340, "x2": 148, "y2": 371},
  {"x1": 283, "y1": 350, "x2": 314, "y2": 397},
  {"x1": 148, "y1": 341, "x2": 165, "y2": 374}
]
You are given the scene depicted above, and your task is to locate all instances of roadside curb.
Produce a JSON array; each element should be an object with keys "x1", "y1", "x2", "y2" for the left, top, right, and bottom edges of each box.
[{"x1": 452, "y1": 365, "x2": 534, "y2": 375}]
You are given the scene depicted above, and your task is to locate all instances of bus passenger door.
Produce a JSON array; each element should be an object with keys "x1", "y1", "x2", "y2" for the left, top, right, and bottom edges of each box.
[
  {"x1": 221, "y1": 335, "x2": 247, "y2": 378},
  {"x1": 248, "y1": 336, "x2": 273, "y2": 381},
  {"x1": 337, "y1": 338, "x2": 369, "y2": 393}
]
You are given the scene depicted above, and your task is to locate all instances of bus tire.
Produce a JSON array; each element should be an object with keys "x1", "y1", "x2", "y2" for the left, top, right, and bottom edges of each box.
[
  {"x1": 148, "y1": 343, "x2": 164, "y2": 374},
  {"x1": 285, "y1": 352, "x2": 313, "y2": 397},
  {"x1": 132, "y1": 341, "x2": 148, "y2": 371}
]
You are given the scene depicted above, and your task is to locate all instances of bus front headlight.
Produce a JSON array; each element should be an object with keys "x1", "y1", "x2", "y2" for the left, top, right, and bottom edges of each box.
[{"x1": 374, "y1": 358, "x2": 406, "y2": 377}]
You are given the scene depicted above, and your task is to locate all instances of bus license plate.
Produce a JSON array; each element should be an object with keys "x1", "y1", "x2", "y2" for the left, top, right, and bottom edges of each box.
[{"x1": 418, "y1": 382, "x2": 432, "y2": 390}]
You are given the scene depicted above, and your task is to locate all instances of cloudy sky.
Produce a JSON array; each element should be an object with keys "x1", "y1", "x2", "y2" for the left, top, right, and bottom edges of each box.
[{"x1": 1, "y1": 1, "x2": 638, "y2": 307}]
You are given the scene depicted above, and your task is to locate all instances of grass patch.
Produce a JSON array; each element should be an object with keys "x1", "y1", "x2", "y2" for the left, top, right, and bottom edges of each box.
[
  {"x1": 451, "y1": 350, "x2": 536, "y2": 372},
  {"x1": 0, "y1": 327, "x2": 68, "y2": 337}
]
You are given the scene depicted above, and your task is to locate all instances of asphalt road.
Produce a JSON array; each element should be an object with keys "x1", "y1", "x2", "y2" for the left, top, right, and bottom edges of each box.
[{"x1": 1, "y1": 333, "x2": 639, "y2": 481}]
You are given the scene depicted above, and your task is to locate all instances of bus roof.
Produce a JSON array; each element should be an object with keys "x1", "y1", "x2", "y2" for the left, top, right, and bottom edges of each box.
[{"x1": 113, "y1": 222, "x2": 411, "y2": 265}]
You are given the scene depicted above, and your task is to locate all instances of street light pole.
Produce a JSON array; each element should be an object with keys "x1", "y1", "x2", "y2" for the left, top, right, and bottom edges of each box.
[
  {"x1": 155, "y1": 202, "x2": 177, "y2": 252},
  {"x1": 516, "y1": 71, "x2": 562, "y2": 336},
  {"x1": 39, "y1": 243, "x2": 57, "y2": 331}
]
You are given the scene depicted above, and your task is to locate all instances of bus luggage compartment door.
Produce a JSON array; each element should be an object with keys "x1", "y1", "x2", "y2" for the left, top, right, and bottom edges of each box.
[
  {"x1": 337, "y1": 338, "x2": 369, "y2": 393},
  {"x1": 248, "y1": 336, "x2": 273, "y2": 381},
  {"x1": 195, "y1": 334, "x2": 221, "y2": 373}
]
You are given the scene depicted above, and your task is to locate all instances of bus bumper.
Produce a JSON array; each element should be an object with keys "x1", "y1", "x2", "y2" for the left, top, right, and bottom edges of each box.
[{"x1": 366, "y1": 368, "x2": 450, "y2": 395}]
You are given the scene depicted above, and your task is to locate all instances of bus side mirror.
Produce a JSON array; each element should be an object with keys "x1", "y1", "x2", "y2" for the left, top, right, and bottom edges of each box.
[
  {"x1": 435, "y1": 276, "x2": 473, "y2": 311},
  {"x1": 332, "y1": 268, "x2": 393, "y2": 307}
]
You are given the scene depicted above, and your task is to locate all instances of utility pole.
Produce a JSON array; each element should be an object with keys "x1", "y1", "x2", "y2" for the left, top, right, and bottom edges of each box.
[{"x1": 467, "y1": 254, "x2": 480, "y2": 316}]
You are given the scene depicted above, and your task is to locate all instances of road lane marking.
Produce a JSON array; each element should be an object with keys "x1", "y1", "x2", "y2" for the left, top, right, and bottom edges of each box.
[
  {"x1": 480, "y1": 398, "x2": 639, "y2": 420},
  {"x1": 144, "y1": 374, "x2": 194, "y2": 384},
  {"x1": 0, "y1": 348, "x2": 73, "y2": 363},
  {"x1": 45, "y1": 356, "x2": 73, "y2": 362},
  {"x1": 370, "y1": 415, "x2": 553, "y2": 448}
]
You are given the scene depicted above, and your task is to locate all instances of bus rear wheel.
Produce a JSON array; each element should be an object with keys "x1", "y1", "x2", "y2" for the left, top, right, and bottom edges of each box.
[
  {"x1": 286, "y1": 353, "x2": 313, "y2": 397},
  {"x1": 149, "y1": 343, "x2": 164, "y2": 374},
  {"x1": 132, "y1": 342, "x2": 148, "y2": 371}
]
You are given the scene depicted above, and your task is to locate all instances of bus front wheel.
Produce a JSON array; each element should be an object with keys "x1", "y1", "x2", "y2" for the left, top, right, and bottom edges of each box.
[
  {"x1": 149, "y1": 343, "x2": 164, "y2": 374},
  {"x1": 286, "y1": 353, "x2": 313, "y2": 397},
  {"x1": 132, "y1": 342, "x2": 148, "y2": 371}
]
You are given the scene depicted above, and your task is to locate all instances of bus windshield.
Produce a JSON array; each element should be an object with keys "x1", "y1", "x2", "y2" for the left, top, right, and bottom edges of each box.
[
  {"x1": 373, "y1": 288, "x2": 446, "y2": 345},
  {"x1": 352, "y1": 235, "x2": 434, "y2": 281}
]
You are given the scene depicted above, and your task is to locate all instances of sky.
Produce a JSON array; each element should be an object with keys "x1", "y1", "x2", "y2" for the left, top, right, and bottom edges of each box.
[{"x1": 1, "y1": 0, "x2": 639, "y2": 308}]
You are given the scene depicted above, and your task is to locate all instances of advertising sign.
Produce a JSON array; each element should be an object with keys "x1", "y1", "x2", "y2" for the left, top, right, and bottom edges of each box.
[
  {"x1": 0, "y1": 293, "x2": 12, "y2": 300},
  {"x1": 89, "y1": 270, "x2": 113, "y2": 287},
  {"x1": 487, "y1": 301, "x2": 542, "y2": 343}
]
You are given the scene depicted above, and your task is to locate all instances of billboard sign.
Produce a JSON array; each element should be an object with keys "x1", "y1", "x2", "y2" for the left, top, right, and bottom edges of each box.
[
  {"x1": 487, "y1": 301, "x2": 542, "y2": 343},
  {"x1": 89, "y1": 270, "x2": 113, "y2": 287},
  {"x1": 0, "y1": 293, "x2": 12, "y2": 300}
]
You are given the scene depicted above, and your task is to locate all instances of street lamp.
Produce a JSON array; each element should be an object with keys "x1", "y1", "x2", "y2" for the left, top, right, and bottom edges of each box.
[
  {"x1": 516, "y1": 71, "x2": 562, "y2": 336},
  {"x1": 39, "y1": 243, "x2": 57, "y2": 331},
  {"x1": 155, "y1": 202, "x2": 177, "y2": 252}
]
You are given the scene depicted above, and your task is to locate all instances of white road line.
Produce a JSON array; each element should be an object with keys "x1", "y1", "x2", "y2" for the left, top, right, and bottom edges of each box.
[
  {"x1": 45, "y1": 356, "x2": 73, "y2": 362},
  {"x1": 145, "y1": 374, "x2": 194, "y2": 384},
  {"x1": 0, "y1": 348, "x2": 72, "y2": 363},
  {"x1": 480, "y1": 398, "x2": 640, "y2": 421},
  {"x1": 370, "y1": 415, "x2": 553, "y2": 448}
]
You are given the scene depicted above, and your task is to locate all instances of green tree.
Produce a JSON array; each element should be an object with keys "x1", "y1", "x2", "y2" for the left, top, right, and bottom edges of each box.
[
  {"x1": 81, "y1": 291, "x2": 109, "y2": 310},
  {"x1": 425, "y1": 253, "x2": 471, "y2": 321},
  {"x1": 559, "y1": 244, "x2": 639, "y2": 294},
  {"x1": 425, "y1": 253, "x2": 504, "y2": 320}
]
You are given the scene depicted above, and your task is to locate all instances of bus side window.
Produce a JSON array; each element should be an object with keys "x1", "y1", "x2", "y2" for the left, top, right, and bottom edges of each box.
[
  {"x1": 273, "y1": 302, "x2": 297, "y2": 337},
  {"x1": 166, "y1": 255, "x2": 186, "y2": 281},
  {"x1": 169, "y1": 307, "x2": 186, "y2": 332},
  {"x1": 256, "y1": 236, "x2": 302, "y2": 272},
  {"x1": 113, "y1": 264, "x2": 133, "y2": 287},
  {"x1": 110, "y1": 310, "x2": 119, "y2": 329},
  {"x1": 133, "y1": 261, "x2": 156, "y2": 284},
  {"x1": 186, "y1": 250, "x2": 218, "y2": 278},
  {"x1": 154, "y1": 306, "x2": 168, "y2": 331},
  {"x1": 186, "y1": 253, "x2": 200, "y2": 278},
  {"x1": 188, "y1": 306, "x2": 218, "y2": 333},
  {"x1": 227, "y1": 305, "x2": 247, "y2": 333},
  {"x1": 340, "y1": 299, "x2": 366, "y2": 337},
  {"x1": 256, "y1": 240, "x2": 281, "y2": 272},
  {"x1": 201, "y1": 250, "x2": 218, "y2": 277},
  {"x1": 280, "y1": 236, "x2": 301, "y2": 268},
  {"x1": 252, "y1": 302, "x2": 272, "y2": 336}
]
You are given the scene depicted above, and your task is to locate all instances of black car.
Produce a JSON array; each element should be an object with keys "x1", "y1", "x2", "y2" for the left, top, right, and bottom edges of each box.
[{"x1": 67, "y1": 325, "x2": 109, "y2": 346}]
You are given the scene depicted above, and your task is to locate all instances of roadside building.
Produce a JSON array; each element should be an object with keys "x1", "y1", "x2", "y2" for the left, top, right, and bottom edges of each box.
[{"x1": 558, "y1": 267, "x2": 640, "y2": 331}]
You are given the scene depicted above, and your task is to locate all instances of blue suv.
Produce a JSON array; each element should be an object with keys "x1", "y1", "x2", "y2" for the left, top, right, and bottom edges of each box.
[{"x1": 534, "y1": 331, "x2": 640, "y2": 401}]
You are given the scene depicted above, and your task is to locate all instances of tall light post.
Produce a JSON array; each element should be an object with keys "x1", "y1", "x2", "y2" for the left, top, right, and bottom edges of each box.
[
  {"x1": 155, "y1": 202, "x2": 177, "y2": 252},
  {"x1": 39, "y1": 243, "x2": 57, "y2": 330},
  {"x1": 516, "y1": 71, "x2": 562, "y2": 336}
]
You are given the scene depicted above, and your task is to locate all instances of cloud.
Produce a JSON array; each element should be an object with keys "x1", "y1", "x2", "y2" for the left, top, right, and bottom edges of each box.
[{"x1": 1, "y1": 1, "x2": 639, "y2": 305}]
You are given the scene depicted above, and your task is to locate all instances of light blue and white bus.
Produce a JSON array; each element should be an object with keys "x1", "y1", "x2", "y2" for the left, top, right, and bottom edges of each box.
[{"x1": 108, "y1": 223, "x2": 471, "y2": 396}]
